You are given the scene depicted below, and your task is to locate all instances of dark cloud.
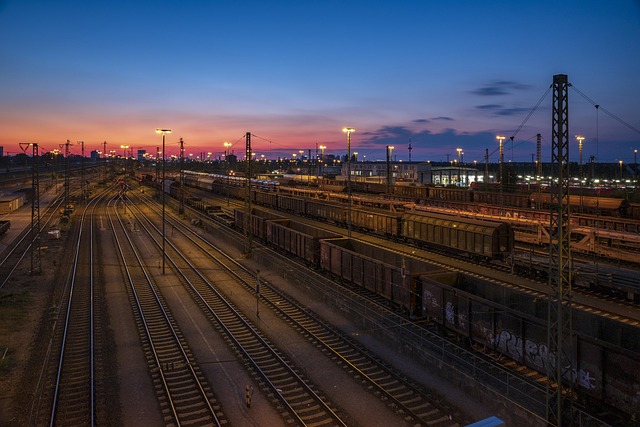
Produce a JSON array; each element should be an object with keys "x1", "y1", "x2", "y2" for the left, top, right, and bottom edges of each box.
[
  {"x1": 471, "y1": 80, "x2": 531, "y2": 96},
  {"x1": 431, "y1": 116, "x2": 454, "y2": 121},
  {"x1": 476, "y1": 104, "x2": 503, "y2": 110},
  {"x1": 412, "y1": 118, "x2": 430, "y2": 123},
  {"x1": 475, "y1": 104, "x2": 532, "y2": 116}
]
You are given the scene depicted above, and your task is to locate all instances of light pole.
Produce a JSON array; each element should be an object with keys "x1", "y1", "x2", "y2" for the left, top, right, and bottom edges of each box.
[
  {"x1": 576, "y1": 135, "x2": 585, "y2": 180},
  {"x1": 619, "y1": 160, "x2": 623, "y2": 180},
  {"x1": 634, "y1": 149, "x2": 638, "y2": 177},
  {"x1": 456, "y1": 147, "x2": 462, "y2": 186},
  {"x1": 386, "y1": 145, "x2": 394, "y2": 193},
  {"x1": 155, "y1": 128, "x2": 171, "y2": 275},
  {"x1": 224, "y1": 141, "x2": 231, "y2": 205},
  {"x1": 496, "y1": 136, "x2": 505, "y2": 185},
  {"x1": 343, "y1": 127, "x2": 355, "y2": 238},
  {"x1": 120, "y1": 144, "x2": 129, "y2": 174},
  {"x1": 318, "y1": 145, "x2": 326, "y2": 177}
]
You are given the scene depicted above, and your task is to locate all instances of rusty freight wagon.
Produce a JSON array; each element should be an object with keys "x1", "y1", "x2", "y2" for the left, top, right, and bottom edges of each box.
[
  {"x1": 266, "y1": 219, "x2": 340, "y2": 268},
  {"x1": 320, "y1": 238, "x2": 444, "y2": 316},
  {"x1": 233, "y1": 207, "x2": 284, "y2": 241}
]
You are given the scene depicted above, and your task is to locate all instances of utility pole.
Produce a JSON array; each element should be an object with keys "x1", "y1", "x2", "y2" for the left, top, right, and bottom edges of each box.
[
  {"x1": 102, "y1": 141, "x2": 107, "y2": 183},
  {"x1": 547, "y1": 74, "x2": 573, "y2": 426},
  {"x1": 179, "y1": 138, "x2": 185, "y2": 214},
  {"x1": 408, "y1": 139, "x2": 412, "y2": 163},
  {"x1": 156, "y1": 146, "x2": 160, "y2": 198},
  {"x1": 386, "y1": 145, "x2": 394, "y2": 194},
  {"x1": 19, "y1": 143, "x2": 41, "y2": 275},
  {"x1": 79, "y1": 141, "x2": 85, "y2": 201},
  {"x1": 484, "y1": 148, "x2": 489, "y2": 189},
  {"x1": 60, "y1": 140, "x2": 72, "y2": 213},
  {"x1": 536, "y1": 134, "x2": 542, "y2": 179},
  {"x1": 244, "y1": 132, "x2": 252, "y2": 258}
]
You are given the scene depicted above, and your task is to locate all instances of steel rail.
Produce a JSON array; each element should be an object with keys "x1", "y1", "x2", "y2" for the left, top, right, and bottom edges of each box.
[
  {"x1": 107, "y1": 196, "x2": 222, "y2": 427},
  {"x1": 130, "y1": 194, "x2": 348, "y2": 427}
]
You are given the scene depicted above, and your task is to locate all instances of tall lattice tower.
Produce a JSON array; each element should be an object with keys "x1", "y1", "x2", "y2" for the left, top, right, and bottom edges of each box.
[{"x1": 547, "y1": 74, "x2": 574, "y2": 426}]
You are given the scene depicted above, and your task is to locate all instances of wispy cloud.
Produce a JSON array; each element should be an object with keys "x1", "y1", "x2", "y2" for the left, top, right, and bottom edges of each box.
[{"x1": 471, "y1": 80, "x2": 531, "y2": 96}]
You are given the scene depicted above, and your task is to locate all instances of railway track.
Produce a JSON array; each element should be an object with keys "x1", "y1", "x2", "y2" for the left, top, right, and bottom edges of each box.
[
  {"x1": 29, "y1": 189, "x2": 110, "y2": 426},
  {"x1": 107, "y1": 196, "x2": 226, "y2": 426},
  {"x1": 135, "y1": 192, "x2": 469, "y2": 426},
  {"x1": 130, "y1": 194, "x2": 350, "y2": 426},
  {"x1": 0, "y1": 190, "x2": 66, "y2": 288}
]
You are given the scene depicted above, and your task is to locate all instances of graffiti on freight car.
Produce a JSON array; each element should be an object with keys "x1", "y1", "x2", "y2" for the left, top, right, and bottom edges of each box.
[
  {"x1": 494, "y1": 329, "x2": 597, "y2": 390},
  {"x1": 445, "y1": 302, "x2": 455, "y2": 324}
]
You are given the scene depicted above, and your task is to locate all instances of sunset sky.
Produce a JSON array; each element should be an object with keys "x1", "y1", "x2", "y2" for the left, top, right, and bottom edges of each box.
[{"x1": 1, "y1": 0, "x2": 639, "y2": 164}]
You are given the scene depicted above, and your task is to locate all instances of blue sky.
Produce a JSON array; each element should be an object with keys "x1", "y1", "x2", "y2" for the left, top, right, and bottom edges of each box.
[{"x1": 1, "y1": 0, "x2": 639, "y2": 164}]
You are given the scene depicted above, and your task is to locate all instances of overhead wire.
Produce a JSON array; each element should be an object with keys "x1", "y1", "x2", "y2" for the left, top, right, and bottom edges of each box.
[{"x1": 571, "y1": 85, "x2": 640, "y2": 135}]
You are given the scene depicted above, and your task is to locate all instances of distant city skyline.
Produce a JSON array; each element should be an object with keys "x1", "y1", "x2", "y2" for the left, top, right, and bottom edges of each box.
[{"x1": 1, "y1": 1, "x2": 639, "y2": 164}]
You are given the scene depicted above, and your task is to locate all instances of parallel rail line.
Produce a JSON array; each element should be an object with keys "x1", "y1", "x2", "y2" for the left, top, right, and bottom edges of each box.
[
  {"x1": 131, "y1": 194, "x2": 348, "y2": 427},
  {"x1": 108, "y1": 196, "x2": 224, "y2": 427},
  {"x1": 137, "y1": 192, "x2": 467, "y2": 426}
]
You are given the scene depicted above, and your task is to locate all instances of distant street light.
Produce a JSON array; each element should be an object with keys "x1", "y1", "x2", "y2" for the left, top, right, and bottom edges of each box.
[
  {"x1": 155, "y1": 128, "x2": 172, "y2": 275},
  {"x1": 496, "y1": 136, "x2": 506, "y2": 185},
  {"x1": 120, "y1": 144, "x2": 129, "y2": 173},
  {"x1": 576, "y1": 135, "x2": 585, "y2": 180},
  {"x1": 224, "y1": 141, "x2": 232, "y2": 206},
  {"x1": 386, "y1": 145, "x2": 394, "y2": 192},
  {"x1": 619, "y1": 160, "x2": 623, "y2": 180},
  {"x1": 343, "y1": 127, "x2": 355, "y2": 238}
]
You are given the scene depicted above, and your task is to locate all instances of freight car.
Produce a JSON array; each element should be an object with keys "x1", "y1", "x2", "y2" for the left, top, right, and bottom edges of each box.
[
  {"x1": 510, "y1": 192, "x2": 629, "y2": 217},
  {"x1": 421, "y1": 270, "x2": 639, "y2": 419},
  {"x1": 267, "y1": 219, "x2": 340, "y2": 268},
  {"x1": 181, "y1": 171, "x2": 512, "y2": 260},
  {"x1": 320, "y1": 237, "x2": 445, "y2": 316},
  {"x1": 402, "y1": 210, "x2": 512, "y2": 260},
  {"x1": 234, "y1": 207, "x2": 284, "y2": 241}
]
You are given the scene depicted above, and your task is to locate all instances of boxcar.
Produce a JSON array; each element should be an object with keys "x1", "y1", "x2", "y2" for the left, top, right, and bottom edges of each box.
[
  {"x1": 277, "y1": 194, "x2": 307, "y2": 213},
  {"x1": 350, "y1": 207, "x2": 401, "y2": 236},
  {"x1": 320, "y1": 238, "x2": 443, "y2": 316},
  {"x1": 254, "y1": 189, "x2": 279, "y2": 207},
  {"x1": 266, "y1": 219, "x2": 340, "y2": 267},
  {"x1": 401, "y1": 210, "x2": 512, "y2": 259},
  {"x1": 233, "y1": 208, "x2": 284, "y2": 241},
  {"x1": 195, "y1": 175, "x2": 215, "y2": 191},
  {"x1": 305, "y1": 199, "x2": 346, "y2": 225}
]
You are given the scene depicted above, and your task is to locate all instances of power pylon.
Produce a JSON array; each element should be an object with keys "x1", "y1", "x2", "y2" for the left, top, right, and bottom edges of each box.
[{"x1": 547, "y1": 74, "x2": 574, "y2": 426}]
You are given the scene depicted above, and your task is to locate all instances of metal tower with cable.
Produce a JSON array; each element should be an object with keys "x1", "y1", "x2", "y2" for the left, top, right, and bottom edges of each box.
[
  {"x1": 547, "y1": 74, "x2": 574, "y2": 426},
  {"x1": 20, "y1": 143, "x2": 41, "y2": 275}
]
